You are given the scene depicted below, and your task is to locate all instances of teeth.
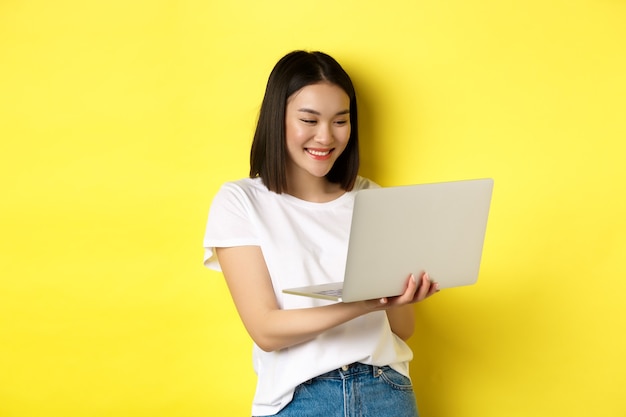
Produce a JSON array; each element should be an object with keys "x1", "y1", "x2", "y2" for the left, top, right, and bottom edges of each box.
[{"x1": 308, "y1": 149, "x2": 330, "y2": 156}]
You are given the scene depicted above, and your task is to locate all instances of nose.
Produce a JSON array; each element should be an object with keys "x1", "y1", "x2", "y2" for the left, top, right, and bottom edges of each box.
[{"x1": 314, "y1": 123, "x2": 333, "y2": 145}]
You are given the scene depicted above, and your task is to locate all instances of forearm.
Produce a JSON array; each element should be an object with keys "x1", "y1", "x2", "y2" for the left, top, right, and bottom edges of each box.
[
  {"x1": 385, "y1": 304, "x2": 415, "y2": 340},
  {"x1": 250, "y1": 302, "x2": 368, "y2": 352},
  {"x1": 218, "y1": 245, "x2": 375, "y2": 352},
  {"x1": 216, "y1": 247, "x2": 430, "y2": 352},
  {"x1": 256, "y1": 300, "x2": 416, "y2": 352}
]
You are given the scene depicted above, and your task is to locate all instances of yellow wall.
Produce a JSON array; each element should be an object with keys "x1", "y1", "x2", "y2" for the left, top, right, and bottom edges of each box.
[{"x1": 1, "y1": 1, "x2": 624, "y2": 416}]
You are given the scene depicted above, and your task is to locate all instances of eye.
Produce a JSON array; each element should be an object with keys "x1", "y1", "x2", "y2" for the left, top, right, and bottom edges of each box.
[
  {"x1": 300, "y1": 119, "x2": 317, "y2": 125},
  {"x1": 334, "y1": 119, "x2": 349, "y2": 126}
]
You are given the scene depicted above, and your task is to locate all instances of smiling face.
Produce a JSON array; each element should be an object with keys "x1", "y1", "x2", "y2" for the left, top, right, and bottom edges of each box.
[{"x1": 284, "y1": 82, "x2": 351, "y2": 188}]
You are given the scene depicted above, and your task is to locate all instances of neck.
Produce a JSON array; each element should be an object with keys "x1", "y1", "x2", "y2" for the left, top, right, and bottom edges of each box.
[{"x1": 285, "y1": 174, "x2": 344, "y2": 203}]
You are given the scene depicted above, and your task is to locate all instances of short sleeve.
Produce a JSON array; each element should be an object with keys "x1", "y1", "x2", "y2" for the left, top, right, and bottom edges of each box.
[
  {"x1": 354, "y1": 176, "x2": 380, "y2": 191},
  {"x1": 203, "y1": 182, "x2": 260, "y2": 271}
]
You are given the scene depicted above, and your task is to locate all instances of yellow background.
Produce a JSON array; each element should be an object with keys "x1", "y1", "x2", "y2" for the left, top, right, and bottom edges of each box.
[{"x1": 1, "y1": 1, "x2": 625, "y2": 416}]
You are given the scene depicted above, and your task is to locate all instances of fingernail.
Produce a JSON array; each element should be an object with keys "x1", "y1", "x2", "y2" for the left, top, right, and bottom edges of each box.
[
  {"x1": 379, "y1": 298, "x2": 388, "y2": 304},
  {"x1": 410, "y1": 274, "x2": 417, "y2": 283}
]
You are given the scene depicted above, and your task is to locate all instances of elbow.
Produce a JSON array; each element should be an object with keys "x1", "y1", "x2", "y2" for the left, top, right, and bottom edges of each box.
[
  {"x1": 251, "y1": 331, "x2": 308, "y2": 352},
  {"x1": 255, "y1": 339, "x2": 280, "y2": 352},
  {"x1": 249, "y1": 332, "x2": 285, "y2": 352},
  {"x1": 243, "y1": 316, "x2": 291, "y2": 352}
]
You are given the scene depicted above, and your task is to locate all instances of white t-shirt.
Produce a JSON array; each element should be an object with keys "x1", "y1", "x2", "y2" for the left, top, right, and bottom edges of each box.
[{"x1": 203, "y1": 176, "x2": 413, "y2": 416}]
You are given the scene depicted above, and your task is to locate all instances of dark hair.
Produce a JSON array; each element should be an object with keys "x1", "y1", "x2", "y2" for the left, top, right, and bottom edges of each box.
[{"x1": 249, "y1": 50, "x2": 360, "y2": 193}]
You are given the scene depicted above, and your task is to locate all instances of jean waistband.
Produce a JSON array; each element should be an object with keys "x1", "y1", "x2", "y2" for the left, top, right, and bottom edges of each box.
[{"x1": 314, "y1": 363, "x2": 385, "y2": 380}]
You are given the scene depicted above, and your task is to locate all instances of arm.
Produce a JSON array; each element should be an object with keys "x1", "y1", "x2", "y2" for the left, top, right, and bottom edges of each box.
[
  {"x1": 386, "y1": 306, "x2": 415, "y2": 341},
  {"x1": 217, "y1": 246, "x2": 438, "y2": 351},
  {"x1": 384, "y1": 273, "x2": 438, "y2": 340},
  {"x1": 216, "y1": 245, "x2": 371, "y2": 352}
]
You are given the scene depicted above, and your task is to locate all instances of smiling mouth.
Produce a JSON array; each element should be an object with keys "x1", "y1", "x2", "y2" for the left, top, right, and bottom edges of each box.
[{"x1": 306, "y1": 148, "x2": 333, "y2": 157}]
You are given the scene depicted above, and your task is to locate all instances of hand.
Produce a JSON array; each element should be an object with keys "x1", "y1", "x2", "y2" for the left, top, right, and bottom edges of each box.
[{"x1": 363, "y1": 272, "x2": 439, "y2": 310}]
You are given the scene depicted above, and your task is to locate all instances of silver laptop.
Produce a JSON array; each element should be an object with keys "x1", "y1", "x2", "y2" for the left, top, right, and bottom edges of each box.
[{"x1": 282, "y1": 178, "x2": 494, "y2": 302}]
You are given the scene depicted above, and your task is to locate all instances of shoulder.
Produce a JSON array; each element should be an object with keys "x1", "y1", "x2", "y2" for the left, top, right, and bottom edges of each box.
[
  {"x1": 209, "y1": 177, "x2": 270, "y2": 213},
  {"x1": 218, "y1": 177, "x2": 266, "y2": 193},
  {"x1": 214, "y1": 177, "x2": 267, "y2": 200},
  {"x1": 353, "y1": 176, "x2": 380, "y2": 191}
]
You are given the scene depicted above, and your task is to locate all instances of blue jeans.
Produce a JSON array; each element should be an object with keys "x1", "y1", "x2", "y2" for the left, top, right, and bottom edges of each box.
[{"x1": 265, "y1": 363, "x2": 419, "y2": 417}]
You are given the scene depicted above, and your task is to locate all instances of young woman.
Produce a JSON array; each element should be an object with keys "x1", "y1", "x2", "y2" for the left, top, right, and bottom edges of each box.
[{"x1": 203, "y1": 50, "x2": 438, "y2": 417}]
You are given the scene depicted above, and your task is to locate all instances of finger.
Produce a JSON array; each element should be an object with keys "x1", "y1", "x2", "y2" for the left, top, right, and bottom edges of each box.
[
  {"x1": 415, "y1": 273, "x2": 432, "y2": 300},
  {"x1": 426, "y1": 273, "x2": 440, "y2": 296},
  {"x1": 361, "y1": 296, "x2": 389, "y2": 311},
  {"x1": 408, "y1": 273, "x2": 419, "y2": 295},
  {"x1": 386, "y1": 274, "x2": 417, "y2": 305},
  {"x1": 422, "y1": 275, "x2": 440, "y2": 299},
  {"x1": 399, "y1": 274, "x2": 419, "y2": 303}
]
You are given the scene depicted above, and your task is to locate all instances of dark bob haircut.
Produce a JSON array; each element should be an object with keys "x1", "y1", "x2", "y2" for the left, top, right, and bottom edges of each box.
[{"x1": 249, "y1": 50, "x2": 360, "y2": 193}]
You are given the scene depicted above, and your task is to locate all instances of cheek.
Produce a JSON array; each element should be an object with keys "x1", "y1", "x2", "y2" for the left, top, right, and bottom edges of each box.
[
  {"x1": 338, "y1": 126, "x2": 351, "y2": 144},
  {"x1": 285, "y1": 127, "x2": 308, "y2": 156},
  {"x1": 286, "y1": 121, "x2": 306, "y2": 143}
]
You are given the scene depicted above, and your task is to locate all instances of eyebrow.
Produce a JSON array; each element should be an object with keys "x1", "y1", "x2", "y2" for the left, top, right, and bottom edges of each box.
[{"x1": 297, "y1": 108, "x2": 350, "y2": 116}]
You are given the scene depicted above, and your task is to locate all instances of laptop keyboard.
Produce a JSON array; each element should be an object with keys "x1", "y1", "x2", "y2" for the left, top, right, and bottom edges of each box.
[{"x1": 316, "y1": 289, "x2": 343, "y2": 297}]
